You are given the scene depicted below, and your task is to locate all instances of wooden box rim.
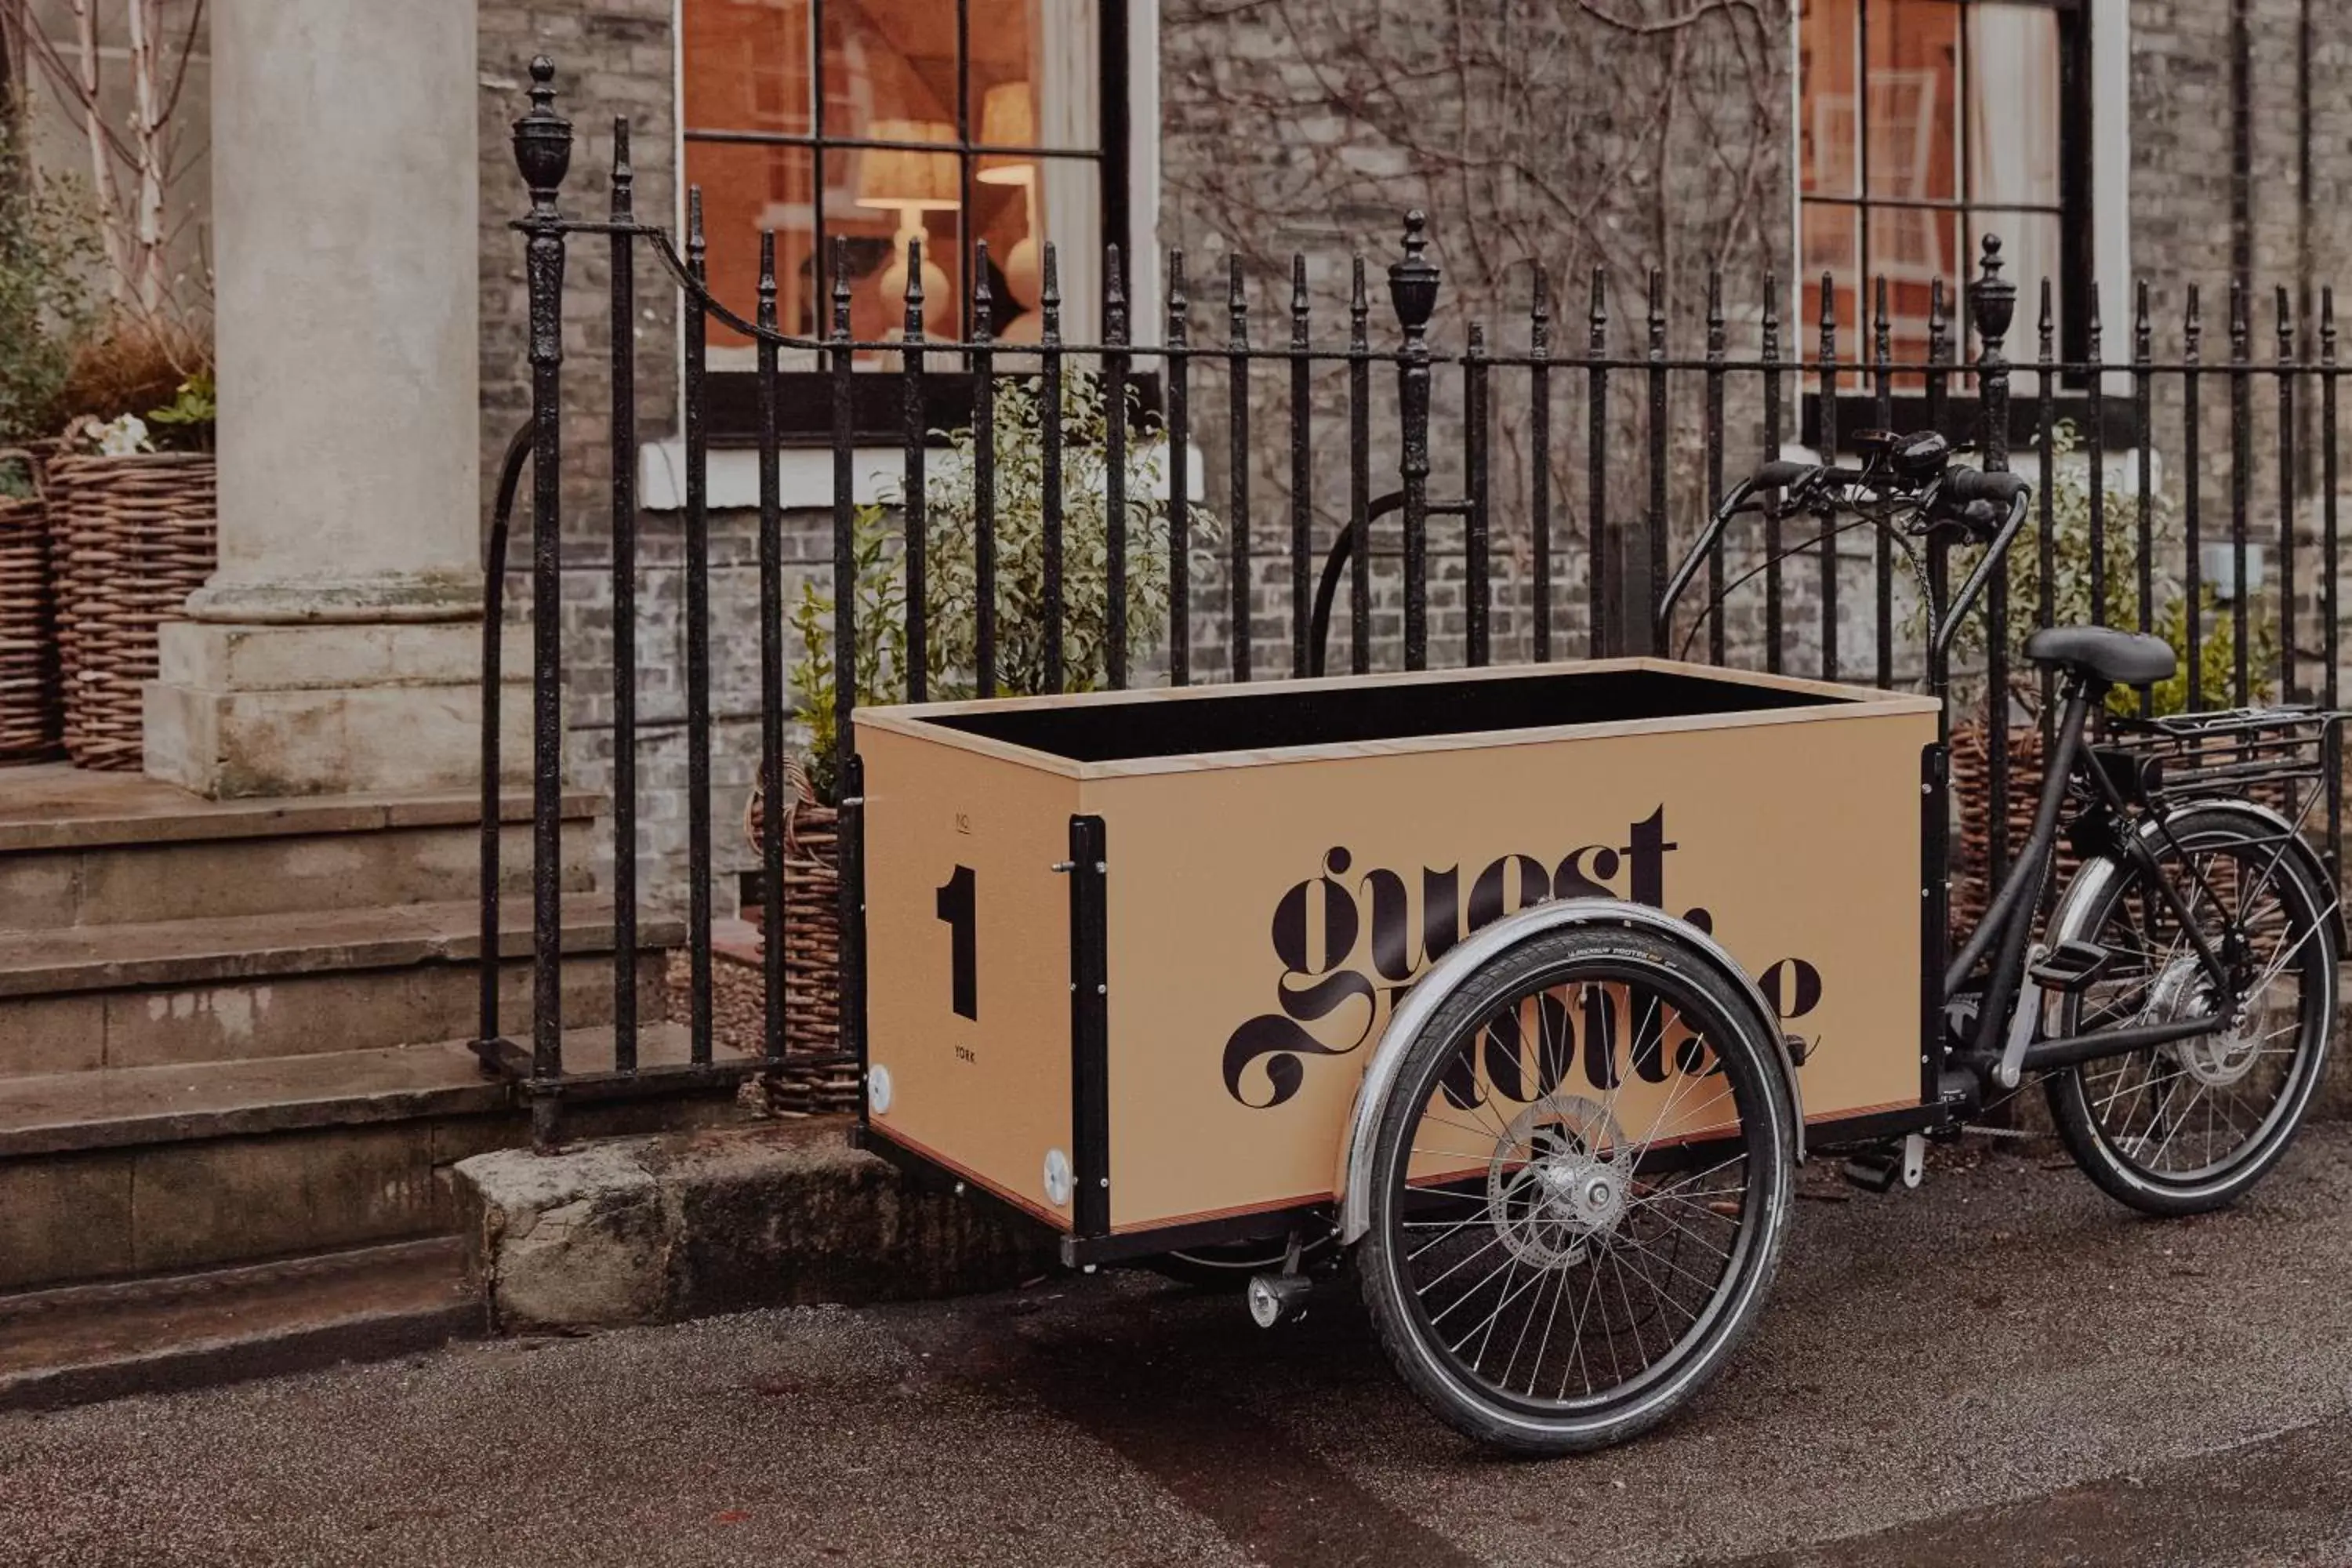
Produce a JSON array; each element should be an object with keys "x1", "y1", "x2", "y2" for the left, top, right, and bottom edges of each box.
[{"x1": 855, "y1": 656, "x2": 1943, "y2": 781}]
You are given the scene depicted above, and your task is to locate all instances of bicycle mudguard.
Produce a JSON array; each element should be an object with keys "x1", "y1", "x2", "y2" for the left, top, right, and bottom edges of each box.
[
  {"x1": 2048, "y1": 797, "x2": 2347, "y2": 960},
  {"x1": 1334, "y1": 898, "x2": 1804, "y2": 1247}
]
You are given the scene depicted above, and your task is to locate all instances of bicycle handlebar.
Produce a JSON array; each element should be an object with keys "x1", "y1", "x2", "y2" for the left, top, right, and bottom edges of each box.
[
  {"x1": 1657, "y1": 457, "x2": 2034, "y2": 669},
  {"x1": 1937, "y1": 467, "x2": 2029, "y2": 510}
]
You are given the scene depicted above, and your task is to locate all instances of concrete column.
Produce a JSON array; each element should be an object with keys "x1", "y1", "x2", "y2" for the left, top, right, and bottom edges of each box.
[{"x1": 146, "y1": 0, "x2": 524, "y2": 797}]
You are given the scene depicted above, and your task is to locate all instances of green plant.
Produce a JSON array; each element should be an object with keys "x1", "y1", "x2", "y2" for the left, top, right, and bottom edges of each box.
[
  {"x1": 919, "y1": 374, "x2": 1187, "y2": 697},
  {"x1": 0, "y1": 132, "x2": 100, "y2": 441},
  {"x1": 2136, "y1": 590, "x2": 2276, "y2": 719},
  {"x1": 787, "y1": 373, "x2": 1210, "y2": 804},
  {"x1": 0, "y1": 452, "x2": 31, "y2": 502},
  {"x1": 1936, "y1": 423, "x2": 2274, "y2": 718},
  {"x1": 787, "y1": 501, "x2": 908, "y2": 807},
  {"x1": 144, "y1": 368, "x2": 215, "y2": 448}
]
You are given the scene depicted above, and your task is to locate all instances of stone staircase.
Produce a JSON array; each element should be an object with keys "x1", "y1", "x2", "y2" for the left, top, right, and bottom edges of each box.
[{"x1": 0, "y1": 767, "x2": 743, "y2": 1301}]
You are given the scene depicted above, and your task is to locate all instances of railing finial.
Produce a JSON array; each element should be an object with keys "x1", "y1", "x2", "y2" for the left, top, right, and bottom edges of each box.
[
  {"x1": 1388, "y1": 210, "x2": 1439, "y2": 334},
  {"x1": 1968, "y1": 231, "x2": 2015, "y2": 350},
  {"x1": 514, "y1": 56, "x2": 573, "y2": 214}
]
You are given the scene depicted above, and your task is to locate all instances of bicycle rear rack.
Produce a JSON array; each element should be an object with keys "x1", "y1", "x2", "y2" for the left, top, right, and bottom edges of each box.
[{"x1": 2102, "y1": 706, "x2": 2345, "y2": 804}]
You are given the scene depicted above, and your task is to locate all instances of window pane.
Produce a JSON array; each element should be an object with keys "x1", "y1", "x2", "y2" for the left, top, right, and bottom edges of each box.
[
  {"x1": 1864, "y1": 0, "x2": 1958, "y2": 203},
  {"x1": 826, "y1": 146, "x2": 965, "y2": 356},
  {"x1": 687, "y1": 142, "x2": 822, "y2": 368},
  {"x1": 1966, "y1": 5, "x2": 2061, "y2": 208},
  {"x1": 976, "y1": 0, "x2": 1101, "y2": 155},
  {"x1": 1801, "y1": 202, "x2": 1860, "y2": 340},
  {"x1": 822, "y1": 0, "x2": 961, "y2": 143},
  {"x1": 1799, "y1": 0, "x2": 1859, "y2": 197},
  {"x1": 1869, "y1": 206, "x2": 1956, "y2": 387},
  {"x1": 684, "y1": 0, "x2": 812, "y2": 136}
]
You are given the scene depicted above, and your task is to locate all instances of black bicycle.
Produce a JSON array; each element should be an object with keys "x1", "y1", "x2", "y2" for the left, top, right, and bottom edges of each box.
[
  {"x1": 1339, "y1": 432, "x2": 2342, "y2": 1455},
  {"x1": 1675, "y1": 430, "x2": 2343, "y2": 1212}
]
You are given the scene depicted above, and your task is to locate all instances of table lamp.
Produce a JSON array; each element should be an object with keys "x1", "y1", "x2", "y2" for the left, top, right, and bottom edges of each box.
[
  {"x1": 855, "y1": 119, "x2": 959, "y2": 335},
  {"x1": 977, "y1": 83, "x2": 1040, "y2": 322}
]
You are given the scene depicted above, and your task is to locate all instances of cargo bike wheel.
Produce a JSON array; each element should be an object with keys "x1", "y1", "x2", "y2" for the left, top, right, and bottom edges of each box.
[
  {"x1": 1358, "y1": 924, "x2": 1795, "y2": 1456},
  {"x1": 2044, "y1": 804, "x2": 2339, "y2": 1217}
]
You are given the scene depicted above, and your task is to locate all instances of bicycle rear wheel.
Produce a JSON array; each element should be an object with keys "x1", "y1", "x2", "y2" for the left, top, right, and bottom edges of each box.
[{"x1": 2045, "y1": 805, "x2": 2339, "y2": 1215}]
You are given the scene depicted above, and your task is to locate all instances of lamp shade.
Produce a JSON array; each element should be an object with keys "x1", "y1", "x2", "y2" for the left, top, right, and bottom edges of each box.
[
  {"x1": 855, "y1": 119, "x2": 960, "y2": 210},
  {"x1": 976, "y1": 82, "x2": 1036, "y2": 186}
]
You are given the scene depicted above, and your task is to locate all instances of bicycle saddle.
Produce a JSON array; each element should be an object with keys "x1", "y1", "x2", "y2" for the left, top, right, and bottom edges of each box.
[{"x1": 2023, "y1": 626, "x2": 2177, "y2": 688}]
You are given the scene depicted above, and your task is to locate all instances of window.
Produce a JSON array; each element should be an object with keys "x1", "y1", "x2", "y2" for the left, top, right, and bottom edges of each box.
[
  {"x1": 1798, "y1": 0, "x2": 2090, "y2": 382},
  {"x1": 682, "y1": 0, "x2": 1129, "y2": 437}
]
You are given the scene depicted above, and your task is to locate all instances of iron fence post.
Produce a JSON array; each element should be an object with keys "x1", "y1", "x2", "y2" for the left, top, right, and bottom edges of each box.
[
  {"x1": 1388, "y1": 212, "x2": 1438, "y2": 671},
  {"x1": 684, "y1": 188, "x2": 714, "y2": 1068},
  {"x1": 608, "y1": 118, "x2": 640, "y2": 1076},
  {"x1": 513, "y1": 57, "x2": 572, "y2": 1147},
  {"x1": 1644, "y1": 270, "x2": 1667, "y2": 658},
  {"x1": 757, "y1": 230, "x2": 786, "y2": 1074},
  {"x1": 1759, "y1": 272, "x2": 1781, "y2": 672},
  {"x1": 1969, "y1": 235, "x2": 2017, "y2": 909}
]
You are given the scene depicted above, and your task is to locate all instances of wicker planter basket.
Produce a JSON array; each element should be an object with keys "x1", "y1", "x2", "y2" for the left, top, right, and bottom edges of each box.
[
  {"x1": 0, "y1": 449, "x2": 62, "y2": 764},
  {"x1": 1948, "y1": 719, "x2": 2078, "y2": 941},
  {"x1": 47, "y1": 450, "x2": 216, "y2": 771},
  {"x1": 739, "y1": 755, "x2": 859, "y2": 1115}
]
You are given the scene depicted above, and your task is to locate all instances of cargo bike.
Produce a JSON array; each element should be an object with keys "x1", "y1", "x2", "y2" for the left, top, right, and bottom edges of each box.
[{"x1": 848, "y1": 430, "x2": 2343, "y2": 1455}]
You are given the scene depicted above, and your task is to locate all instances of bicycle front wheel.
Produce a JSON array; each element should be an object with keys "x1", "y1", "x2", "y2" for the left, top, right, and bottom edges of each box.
[
  {"x1": 2045, "y1": 804, "x2": 2339, "y2": 1216},
  {"x1": 1356, "y1": 923, "x2": 1795, "y2": 1456}
]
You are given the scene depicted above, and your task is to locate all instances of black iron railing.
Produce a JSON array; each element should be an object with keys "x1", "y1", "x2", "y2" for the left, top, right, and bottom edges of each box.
[{"x1": 481, "y1": 59, "x2": 2346, "y2": 1136}]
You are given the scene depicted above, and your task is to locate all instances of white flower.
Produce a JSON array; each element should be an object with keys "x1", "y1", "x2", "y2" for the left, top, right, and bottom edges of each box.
[{"x1": 95, "y1": 415, "x2": 153, "y2": 457}]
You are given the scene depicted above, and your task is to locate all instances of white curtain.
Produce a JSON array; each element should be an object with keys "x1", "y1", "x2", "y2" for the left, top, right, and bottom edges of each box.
[
  {"x1": 1965, "y1": 5, "x2": 2063, "y2": 336},
  {"x1": 1034, "y1": 0, "x2": 1101, "y2": 343}
]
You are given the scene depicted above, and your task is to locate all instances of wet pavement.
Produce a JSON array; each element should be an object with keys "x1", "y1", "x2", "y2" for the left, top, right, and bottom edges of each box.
[{"x1": 6, "y1": 1123, "x2": 2352, "y2": 1566}]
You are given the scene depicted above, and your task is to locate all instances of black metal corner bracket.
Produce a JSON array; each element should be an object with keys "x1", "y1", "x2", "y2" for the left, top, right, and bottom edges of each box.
[{"x1": 1066, "y1": 815, "x2": 1111, "y2": 1240}]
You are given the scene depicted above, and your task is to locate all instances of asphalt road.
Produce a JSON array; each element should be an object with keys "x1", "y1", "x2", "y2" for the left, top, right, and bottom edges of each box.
[{"x1": 7, "y1": 1123, "x2": 2352, "y2": 1567}]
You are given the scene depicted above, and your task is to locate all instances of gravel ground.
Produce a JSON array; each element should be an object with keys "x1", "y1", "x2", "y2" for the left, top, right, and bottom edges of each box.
[{"x1": 6, "y1": 1123, "x2": 2352, "y2": 1567}]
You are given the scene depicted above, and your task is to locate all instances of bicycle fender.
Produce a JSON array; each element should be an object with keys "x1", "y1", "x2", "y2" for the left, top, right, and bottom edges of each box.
[
  {"x1": 1334, "y1": 898, "x2": 1804, "y2": 1247},
  {"x1": 2052, "y1": 797, "x2": 2346, "y2": 956}
]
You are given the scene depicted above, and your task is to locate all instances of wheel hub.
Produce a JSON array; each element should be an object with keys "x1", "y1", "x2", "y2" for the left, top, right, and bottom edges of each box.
[
  {"x1": 2147, "y1": 954, "x2": 2260, "y2": 1088},
  {"x1": 1489, "y1": 1095, "x2": 1629, "y2": 1268}
]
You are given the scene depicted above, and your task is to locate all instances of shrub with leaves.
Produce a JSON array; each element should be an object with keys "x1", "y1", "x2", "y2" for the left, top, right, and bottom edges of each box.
[
  {"x1": 788, "y1": 372, "x2": 1211, "y2": 803},
  {"x1": 919, "y1": 374, "x2": 1186, "y2": 698},
  {"x1": 0, "y1": 451, "x2": 33, "y2": 502},
  {"x1": 787, "y1": 501, "x2": 907, "y2": 807},
  {"x1": 1934, "y1": 423, "x2": 2274, "y2": 717},
  {"x1": 0, "y1": 132, "x2": 100, "y2": 441}
]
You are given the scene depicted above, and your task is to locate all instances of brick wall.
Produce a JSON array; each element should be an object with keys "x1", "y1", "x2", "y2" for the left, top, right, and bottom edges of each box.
[
  {"x1": 476, "y1": 0, "x2": 1802, "y2": 913},
  {"x1": 474, "y1": 0, "x2": 2352, "y2": 916}
]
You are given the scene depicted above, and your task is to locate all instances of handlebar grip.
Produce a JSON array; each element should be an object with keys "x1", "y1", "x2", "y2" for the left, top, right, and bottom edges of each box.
[
  {"x1": 1937, "y1": 468, "x2": 2029, "y2": 509},
  {"x1": 1751, "y1": 461, "x2": 1815, "y2": 490}
]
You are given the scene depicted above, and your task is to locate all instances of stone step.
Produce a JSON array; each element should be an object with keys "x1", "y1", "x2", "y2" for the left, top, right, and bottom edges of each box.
[
  {"x1": 0, "y1": 766, "x2": 597, "y2": 932},
  {"x1": 0, "y1": 1237, "x2": 477, "y2": 1412},
  {"x1": 0, "y1": 898, "x2": 679, "y2": 1076},
  {"x1": 0, "y1": 1024, "x2": 736, "y2": 1157},
  {"x1": 0, "y1": 1024, "x2": 755, "y2": 1294}
]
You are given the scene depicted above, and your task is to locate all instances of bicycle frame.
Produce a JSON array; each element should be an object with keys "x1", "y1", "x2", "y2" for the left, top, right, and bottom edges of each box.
[
  {"x1": 1658, "y1": 465, "x2": 2303, "y2": 1127},
  {"x1": 1943, "y1": 675, "x2": 2237, "y2": 1092}
]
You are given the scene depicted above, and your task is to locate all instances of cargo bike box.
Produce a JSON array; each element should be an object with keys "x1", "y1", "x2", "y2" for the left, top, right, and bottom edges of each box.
[
  {"x1": 854, "y1": 657, "x2": 1940, "y2": 1252},
  {"x1": 843, "y1": 447, "x2": 2346, "y2": 1460}
]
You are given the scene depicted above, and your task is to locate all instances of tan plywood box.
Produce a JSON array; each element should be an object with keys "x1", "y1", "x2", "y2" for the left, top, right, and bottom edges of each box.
[{"x1": 857, "y1": 659, "x2": 1942, "y2": 1240}]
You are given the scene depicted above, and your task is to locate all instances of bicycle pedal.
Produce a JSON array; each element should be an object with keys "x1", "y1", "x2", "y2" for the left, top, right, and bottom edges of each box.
[
  {"x1": 1840, "y1": 1150, "x2": 1900, "y2": 1193},
  {"x1": 2027, "y1": 938, "x2": 2111, "y2": 993}
]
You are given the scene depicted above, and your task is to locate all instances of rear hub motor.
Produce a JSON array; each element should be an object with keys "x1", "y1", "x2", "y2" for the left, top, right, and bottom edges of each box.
[
  {"x1": 1488, "y1": 1094, "x2": 1630, "y2": 1269},
  {"x1": 2147, "y1": 954, "x2": 2261, "y2": 1089}
]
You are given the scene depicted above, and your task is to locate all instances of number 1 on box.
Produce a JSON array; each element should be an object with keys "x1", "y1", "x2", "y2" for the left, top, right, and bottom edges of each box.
[{"x1": 935, "y1": 865, "x2": 977, "y2": 1020}]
